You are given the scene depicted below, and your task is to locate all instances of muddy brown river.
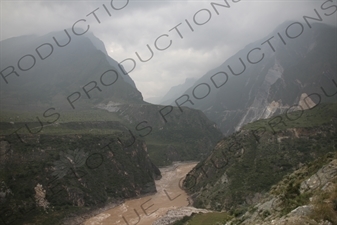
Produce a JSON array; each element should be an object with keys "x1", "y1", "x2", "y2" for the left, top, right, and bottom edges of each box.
[{"x1": 84, "y1": 161, "x2": 197, "y2": 225}]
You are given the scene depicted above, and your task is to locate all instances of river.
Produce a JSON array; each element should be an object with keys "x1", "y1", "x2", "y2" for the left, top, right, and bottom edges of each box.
[{"x1": 84, "y1": 161, "x2": 197, "y2": 225}]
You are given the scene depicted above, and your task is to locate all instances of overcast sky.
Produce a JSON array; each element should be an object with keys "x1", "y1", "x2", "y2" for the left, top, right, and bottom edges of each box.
[{"x1": 1, "y1": 0, "x2": 336, "y2": 103}]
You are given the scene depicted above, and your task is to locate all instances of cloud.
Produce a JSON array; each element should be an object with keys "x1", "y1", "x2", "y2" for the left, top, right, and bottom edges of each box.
[{"x1": 1, "y1": 0, "x2": 336, "y2": 102}]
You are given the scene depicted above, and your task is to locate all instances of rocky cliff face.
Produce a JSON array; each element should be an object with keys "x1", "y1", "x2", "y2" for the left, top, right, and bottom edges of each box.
[
  {"x1": 96, "y1": 102, "x2": 223, "y2": 166},
  {"x1": 183, "y1": 103, "x2": 337, "y2": 212},
  {"x1": 225, "y1": 154, "x2": 337, "y2": 225},
  {"x1": 0, "y1": 100, "x2": 223, "y2": 224},
  {"x1": 160, "y1": 152, "x2": 337, "y2": 225},
  {"x1": 170, "y1": 22, "x2": 336, "y2": 135},
  {"x1": 0, "y1": 131, "x2": 161, "y2": 225},
  {"x1": 0, "y1": 29, "x2": 224, "y2": 168}
]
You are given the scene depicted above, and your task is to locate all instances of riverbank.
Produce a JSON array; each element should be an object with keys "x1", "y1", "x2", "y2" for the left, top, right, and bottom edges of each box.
[{"x1": 83, "y1": 161, "x2": 198, "y2": 225}]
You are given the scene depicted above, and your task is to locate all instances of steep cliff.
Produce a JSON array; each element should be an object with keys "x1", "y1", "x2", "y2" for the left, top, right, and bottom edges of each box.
[
  {"x1": 183, "y1": 103, "x2": 337, "y2": 213},
  {"x1": 0, "y1": 101, "x2": 222, "y2": 224},
  {"x1": 170, "y1": 152, "x2": 337, "y2": 225},
  {"x1": 224, "y1": 154, "x2": 337, "y2": 225},
  {"x1": 96, "y1": 103, "x2": 222, "y2": 166},
  {"x1": 0, "y1": 30, "x2": 223, "y2": 167},
  {"x1": 0, "y1": 129, "x2": 161, "y2": 225},
  {"x1": 168, "y1": 22, "x2": 336, "y2": 135}
]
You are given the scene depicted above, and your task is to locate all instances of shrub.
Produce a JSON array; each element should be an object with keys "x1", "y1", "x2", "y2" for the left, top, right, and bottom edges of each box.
[{"x1": 309, "y1": 183, "x2": 337, "y2": 224}]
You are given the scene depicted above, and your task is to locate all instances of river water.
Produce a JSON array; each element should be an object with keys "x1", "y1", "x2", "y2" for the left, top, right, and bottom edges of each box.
[{"x1": 84, "y1": 161, "x2": 197, "y2": 225}]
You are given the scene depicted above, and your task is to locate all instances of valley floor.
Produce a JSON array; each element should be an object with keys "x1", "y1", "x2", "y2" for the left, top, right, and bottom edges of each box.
[{"x1": 84, "y1": 161, "x2": 197, "y2": 225}]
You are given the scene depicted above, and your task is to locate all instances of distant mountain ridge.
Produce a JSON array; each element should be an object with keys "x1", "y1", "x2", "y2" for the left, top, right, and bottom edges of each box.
[
  {"x1": 0, "y1": 30, "x2": 143, "y2": 111},
  {"x1": 166, "y1": 22, "x2": 337, "y2": 135},
  {"x1": 0, "y1": 30, "x2": 224, "y2": 225},
  {"x1": 160, "y1": 77, "x2": 197, "y2": 105}
]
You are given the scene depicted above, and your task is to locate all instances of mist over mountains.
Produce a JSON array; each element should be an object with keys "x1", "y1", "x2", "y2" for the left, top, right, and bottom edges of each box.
[
  {"x1": 0, "y1": 15, "x2": 336, "y2": 225},
  {"x1": 160, "y1": 22, "x2": 337, "y2": 135},
  {"x1": 1, "y1": 21, "x2": 336, "y2": 138},
  {"x1": 0, "y1": 28, "x2": 224, "y2": 225},
  {"x1": 159, "y1": 78, "x2": 198, "y2": 105},
  {"x1": 0, "y1": 30, "x2": 143, "y2": 111}
]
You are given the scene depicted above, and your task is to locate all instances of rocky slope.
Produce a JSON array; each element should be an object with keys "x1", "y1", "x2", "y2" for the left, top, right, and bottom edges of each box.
[
  {"x1": 0, "y1": 30, "x2": 223, "y2": 167},
  {"x1": 0, "y1": 28, "x2": 223, "y2": 224},
  {"x1": 171, "y1": 152, "x2": 337, "y2": 225},
  {"x1": 0, "y1": 130, "x2": 161, "y2": 225},
  {"x1": 225, "y1": 153, "x2": 337, "y2": 225},
  {"x1": 183, "y1": 103, "x2": 337, "y2": 212},
  {"x1": 96, "y1": 102, "x2": 222, "y2": 166},
  {"x1": 167, "y1": 22, "x2": 337, "y2": 135},
  {"x1": 164, "y1": 103, "x2": 337, "y2": 225}
]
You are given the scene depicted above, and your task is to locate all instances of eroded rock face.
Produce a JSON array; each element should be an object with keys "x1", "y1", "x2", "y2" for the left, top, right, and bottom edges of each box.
[
  {"x1": 184, "y1": 123, "x2": 337, "y2": 211},
  {"x1": 183, "y1": 101, "x2": 337, "y2": 217},
  {"x1": 174, "y1": 23, "x2": 336, "y2": 136},
  {"x1": 300, "y1": 159, "x2": 337, "y2": 193},
  {"x1": 34, "y1": 183, "x2": 49, "y2": 211},
  {"x1": 0, "y1": 133, "x2": 161, "y2": 224},
  {"x1": 223, "y1": 155, "x2": 337, "y2": 225}
]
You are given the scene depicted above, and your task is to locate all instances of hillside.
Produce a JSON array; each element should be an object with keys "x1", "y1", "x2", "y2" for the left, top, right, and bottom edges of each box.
[
  {"x1": 0, "y1": 30, "x2": 223, "y2": 224},
  {"x1": 0, "y1": 30, "x2": 223, "y2": 167},
  {"x1": 157, "y1": 103, "x2": 337, "y2": 225},
  {"x1": 169, "y1": 22, "x2": 336, "y2": 135},
  {"x1": 1, "y1": 102, "x2": 222, "y2": 167},
  {"x1": 0, "y1": 101, "x2": 223, "y2": 224},
  {"x1": 183, "y1": 103, "x2": 337, "y2": 212},
  {"x1": 170, "y1": 152, "x2": 337, "y2": 225},
  {"x1": 0, "y1": 131, "x2": 161, "y2": 225},
  {"x1": 0, "y1": 31, "x2": 143, "y2": 111}
]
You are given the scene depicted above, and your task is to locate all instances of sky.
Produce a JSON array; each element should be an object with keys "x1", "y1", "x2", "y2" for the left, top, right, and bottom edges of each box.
[{"x1": 1, "y1": 0, "x2": 336, "y2": 103}]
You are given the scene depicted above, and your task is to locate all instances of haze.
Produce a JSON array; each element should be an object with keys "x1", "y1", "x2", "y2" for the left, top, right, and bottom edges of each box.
[{"x1": 1, "y1": 0, "x2": 336, "y2": 102}]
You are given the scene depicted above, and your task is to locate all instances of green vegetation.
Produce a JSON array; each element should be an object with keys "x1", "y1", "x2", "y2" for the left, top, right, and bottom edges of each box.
[
  {"x1": 0, "y1": 109, "x2": 122, "y2": 123},
  {"x1": 179, "y1": 153, "x2": 337, "y2": 225},
  {"x1": 270, "y1": 152, "x2": 337, "y2": 215},
  {"x1": 0, "y1": 104, "x2": 222, "y2": 167},
  {"x1": 243, "y1": 103, "x2": 337, "y2": 132},
  {"x1": 0, "y1": 132, "x2": 161, "y2": 225},
  {"x1": 184, "y1": 103, "x2": 337, "y2": 212},
  {"x1": 309, "y1": 182, "x2": 337, "y2": 224},
  {"x1": 0, "y1": 102, "x2": 222, "y2": 224},
  {"x1": 144, "y1": 125, "x2": 221, "y2": 166}
]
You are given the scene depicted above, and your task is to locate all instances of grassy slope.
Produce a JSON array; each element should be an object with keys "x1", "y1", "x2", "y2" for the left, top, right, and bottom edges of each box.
[
  {"x1": 0, "y1": 108, "x2": 124, "y2": 123},
  {"x1": 243, "y1": 103, "x2": 337, "y2": 131},
  {"x1": 0, "y1": 105, "x2": 223, "y2": 167}
]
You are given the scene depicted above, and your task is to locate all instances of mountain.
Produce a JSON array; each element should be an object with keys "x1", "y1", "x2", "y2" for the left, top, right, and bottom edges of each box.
[
  {"x1": 172, "y1": 22, "x2": 337, "y2": 135},
  {"x1": 225, "y1": 153, "x2": 337, "y2": 224},
  {"x1": 145, "y1": 96, "x2": 163, "y2": 105},
  {"x1": 0, "y1": 103, "x2": 221, "y2": 224},
  {"x1": 170, "y1": 151, "x2": 337, "y2": 225},
  {"x1": 0, "y1": 30, "x2": 223, "y2": 166},
  {"x1": 0, "y1": 31, "x2": 224, "y2": 224},
  {"x1": 0, "y1": 130, "x2": 161, "y2": 225},
  {"x1": 0, "y1": 30, "x2": 143, "y2": 111},
  {"x1": 160, "y1": 78, "x2": 197, "y2": 105},
  {"x1": 182, "y1": 103, "x2": 337, "y2": 213},
  {"x1": 96, "y1": 103, "x2": 223, "y2": 166}
]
